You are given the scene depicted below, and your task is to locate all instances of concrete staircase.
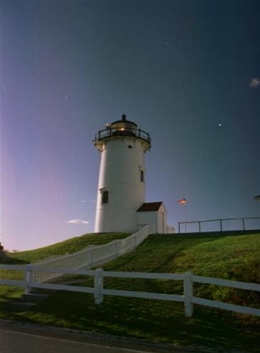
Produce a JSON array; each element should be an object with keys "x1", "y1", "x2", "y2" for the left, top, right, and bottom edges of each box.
[
  {"x1": 9, "y1": 292, "x2": 51, "y2": 312},
  {"x1": 8, "y1": 279, "x2": 81, "y2": 312}
]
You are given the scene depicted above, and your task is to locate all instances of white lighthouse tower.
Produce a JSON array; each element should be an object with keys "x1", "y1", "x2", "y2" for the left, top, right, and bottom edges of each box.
[{"x1": 94, "y1": 114, "x2": 151, "y2": 233}]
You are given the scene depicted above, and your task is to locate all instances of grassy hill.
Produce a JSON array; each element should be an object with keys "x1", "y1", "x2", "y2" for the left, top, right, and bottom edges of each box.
[
  {"x1": 3, "y1": 232, "x2": 130, "y2": 264},
  {"x1": 1, "y1": 231, "x2": 260, "y2": 352}
]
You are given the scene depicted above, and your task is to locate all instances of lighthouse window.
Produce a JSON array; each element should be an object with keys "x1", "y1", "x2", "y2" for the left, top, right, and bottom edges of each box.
[
  {"x1": 140, "y1": 170, "x2": 144, "y2": 182},
  {"x1": 102, "y1": 190, "x2": 109, "y2": 204}
]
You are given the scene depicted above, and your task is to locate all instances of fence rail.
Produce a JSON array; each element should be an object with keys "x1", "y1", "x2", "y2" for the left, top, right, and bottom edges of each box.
[
  {"x1": 1, "y1": 266, "x2": 260, "y2": 318},
  {"x1": 29, "y1": 224, "x2": 156, "y2": 283},
  {"x1": 178, "y1": 217, "x2": 260, "y2": 233}
]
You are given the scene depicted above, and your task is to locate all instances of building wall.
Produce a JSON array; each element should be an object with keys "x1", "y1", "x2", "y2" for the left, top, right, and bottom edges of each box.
[
  {"x1": 157, "y1": 204, "x2": 167, "y2": 233},
  {"x1": 137, "y1": 204, "x2": 168, "y2": 233},
  {"x1": 137, "y1": 210, "x2": 157, "y2": 231},
  {"x1": 95, "y1": 137, "x2": 148, "y2": 233}
]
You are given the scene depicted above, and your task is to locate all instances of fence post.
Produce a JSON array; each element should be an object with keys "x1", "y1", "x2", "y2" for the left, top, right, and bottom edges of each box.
[
  {"x1": 115, "y1": 241, "x2": 120, "y2": 257},
  {"x1": 94, "y1": 268, "x2": 104, "y2": 304},
  {"x1": 242, "y1": 218, "x2": 245, "y2": 231},
  {"x1": 184, "y1": 272, "x2": 193, "y2": 317},
  {"x1": 25, "y1": 265, "x2": 32, "y2": 294},
  {"x1": 89, "y1": 249, "x2": 92, "y2": 265},
  {"x1": 220, "y1": 219, "x2": 223, "y2": 232}
]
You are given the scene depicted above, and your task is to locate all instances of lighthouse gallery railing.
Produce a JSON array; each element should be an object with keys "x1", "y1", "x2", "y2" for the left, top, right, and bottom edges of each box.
[{"x1": 94, "y1": 126, "x2": 151, "y2": 145}]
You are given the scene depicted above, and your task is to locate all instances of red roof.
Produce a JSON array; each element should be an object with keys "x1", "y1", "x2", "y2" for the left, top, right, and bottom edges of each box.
[{"x1": 137, "y1": 202, "x2": 163, "y2": 212}]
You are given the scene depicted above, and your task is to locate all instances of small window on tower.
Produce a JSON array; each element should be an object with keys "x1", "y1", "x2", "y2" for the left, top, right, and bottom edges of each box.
[
  {"x1": 140, "y1": 170, "x2": 144, "y2": 182},
  {"x1": 102, "y1": 190, "x2": 109, "y2": 204}
]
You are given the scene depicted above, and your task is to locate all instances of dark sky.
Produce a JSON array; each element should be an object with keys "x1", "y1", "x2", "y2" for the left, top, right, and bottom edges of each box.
[{"x1": 1, "y1": 0, "x2": 260, "y2": 251}]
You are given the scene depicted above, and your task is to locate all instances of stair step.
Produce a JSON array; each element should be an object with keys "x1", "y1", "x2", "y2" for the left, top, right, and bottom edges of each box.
[
  {"x1": 9, "y1": 301, "x2": 35, "y2": 312},
  {"x1": 21, "y1": 293, "x2": 50, "y2": 303},
  {"x1": 31, "y1": 287, "x2": 57, "y2": 295}
]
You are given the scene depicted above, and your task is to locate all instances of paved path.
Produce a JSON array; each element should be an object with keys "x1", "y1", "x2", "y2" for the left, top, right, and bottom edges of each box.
[
  {"x1": 0, "y1": 327, "x2": 192, "y2": 353},
  {"x1": 1, "y1": 329, "x2": 154, "y2": 353}
]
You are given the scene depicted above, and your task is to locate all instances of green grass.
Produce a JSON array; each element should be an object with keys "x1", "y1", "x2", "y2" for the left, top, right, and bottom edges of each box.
[
  {"x1": 3, "y1": 232, "x2": 130, "y2": 264},
  {"x1": 1, "y1": 232, "x2": 260, "y2": 352},
  {"x1": 0, "y1": 232, "x2": 129, "y2": 304}
]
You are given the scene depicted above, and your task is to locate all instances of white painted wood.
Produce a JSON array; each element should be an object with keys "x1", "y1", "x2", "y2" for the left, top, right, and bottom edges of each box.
[
  {"x1": 0, "y1": 279, "x2": 26, "y2": 287},
  {"x1": 102, "y1": 289, "x2": 184, "y2": 302},
  {"x1": 0, "y1": 264, "x2": 27, "y2": 270},
  {"x1": 94, "y1": 268, "x2": 104, "y2": 304},
  {"x1": 137, "y1": 211, "x2": 158, "y2": 231},
  {"x1": 31, "y1": 282, "x2": 94, "y2": 294},
  {"x1": 184, "y1": 272, "x2": 193, "y2": 317},
  {"x1": 193, "y1": 275, "x2": 260, "y2": 291},
  {"x1": 25, "y1": 267, "x2": 95, "y2": 275},
  {"x1": 21, "y1": 225, "x2": 156, "y2": 284},
  {"x1": 137, "y1": 203, "x2": 168, "y2": 233},
  {"x1": 157, "y1": 204, "x2": 168, "y2": 233},
  {"x1": 1, "y1": 266, "x2": 260, "y2": 318},
  {"x1": 103, "y1": 271, "x2": 184, "y2": 280},
  {"x1": 193, "y1": 297, "x2": 260, "y2": 317},
  {"x1": 25, "y1": 266, "x2": 32, "y2": 294}
]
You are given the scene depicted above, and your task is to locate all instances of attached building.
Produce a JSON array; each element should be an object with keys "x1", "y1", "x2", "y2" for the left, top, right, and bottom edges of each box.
[{"x1": 137, "y1": 202, "x2": 168, "y2": 233}]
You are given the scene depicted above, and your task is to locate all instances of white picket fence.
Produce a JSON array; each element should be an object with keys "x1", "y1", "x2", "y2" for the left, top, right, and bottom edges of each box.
[
  {"x1": 1, "y1": 266, "x2": 260, "y2": 318},
  {"x1": 29, "y1": 225, "x2": 157, "y2": 283}
]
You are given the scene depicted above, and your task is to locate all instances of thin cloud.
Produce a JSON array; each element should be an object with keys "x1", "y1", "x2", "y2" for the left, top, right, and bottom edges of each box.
[
  {"x1": 66, "y1": 219, "x2": 89, "y2": 225},
  {"x1": 249, "y1": 77, "x2": 260, "y2": 88},
  {"x1": 81, "y1": 200, "x2": 96, "y2": 203},
  {"x1": 2, "y1": 83, "x2": 7, "y2": 91}
]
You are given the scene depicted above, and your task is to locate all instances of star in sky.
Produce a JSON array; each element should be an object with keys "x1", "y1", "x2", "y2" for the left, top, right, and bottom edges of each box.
[{"x1": 249, "y1": 77, "x2": 260, "y2": 88}]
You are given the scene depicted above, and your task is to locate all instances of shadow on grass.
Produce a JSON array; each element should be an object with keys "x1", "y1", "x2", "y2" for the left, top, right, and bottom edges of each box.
[
  {"x1": 0, "y1": 285, "x2": 24, "y2": 315},
  {"x1": 15, "y1": 291, "x2": 260, "y2": 352},
  {"x1": 1, "y1": 257, "x2": 29, "y2": 265}
]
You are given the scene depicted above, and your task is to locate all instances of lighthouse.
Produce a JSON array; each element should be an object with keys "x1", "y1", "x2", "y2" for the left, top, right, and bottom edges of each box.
[{"x1": 94, "y1": 114, "x2": 151, "y2": 233}]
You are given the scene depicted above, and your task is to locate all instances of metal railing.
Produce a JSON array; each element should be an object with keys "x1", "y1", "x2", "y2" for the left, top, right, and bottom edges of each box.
[
  {"x1": 178, "y1": 217, "x2": 260, "y2": 233},
  {"x1": 94, "y1": 127, "x2": 151, "y2": 145}
]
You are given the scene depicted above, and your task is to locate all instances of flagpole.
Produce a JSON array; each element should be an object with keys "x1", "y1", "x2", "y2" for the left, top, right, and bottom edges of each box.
[
  {"x1": 185, "y1": 202, "x2": 187, "y2": 233},
  {"x1": 177, "y1": 198, "x2": 187, "y2": 233}
]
